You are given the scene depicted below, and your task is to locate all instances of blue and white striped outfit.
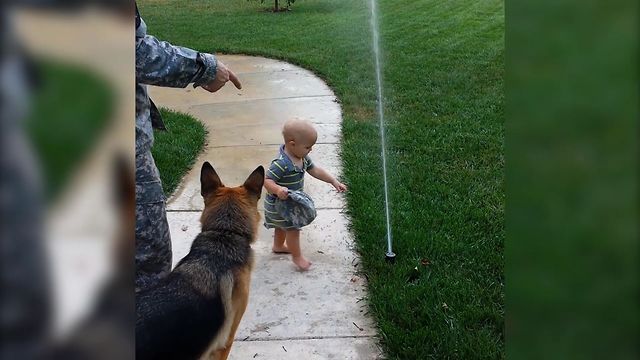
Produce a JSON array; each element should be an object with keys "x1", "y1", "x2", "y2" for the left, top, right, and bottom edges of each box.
[{"x1": 264, "y1": 145, "x2": 314, "y2": 229}]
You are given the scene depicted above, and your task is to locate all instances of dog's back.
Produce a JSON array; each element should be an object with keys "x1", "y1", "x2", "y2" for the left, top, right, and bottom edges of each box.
[{"x1": 136, "y1": 163, "x2": 264, "y2": 360}]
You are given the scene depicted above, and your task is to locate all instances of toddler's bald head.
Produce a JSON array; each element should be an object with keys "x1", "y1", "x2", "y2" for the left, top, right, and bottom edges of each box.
[{"x1": 282, "y1": 119, "x2": 318, "y2": 145}]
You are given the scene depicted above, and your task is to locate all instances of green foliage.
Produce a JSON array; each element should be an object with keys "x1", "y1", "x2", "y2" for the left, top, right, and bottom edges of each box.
[{"x1": 252, "y1": 0, "x2": 296, "y2": 12}]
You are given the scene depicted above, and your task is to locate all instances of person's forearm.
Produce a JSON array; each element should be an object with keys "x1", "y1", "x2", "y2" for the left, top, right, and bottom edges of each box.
[
  {"x1": 310, "y1": 167, "x2": 337, "y2": 184},
  {"x1": 136, "y1": 35, "x2": 217, "y2": 88},
  {"x1": 264, "y1": 178, "x2": 283, "y2": 194}
]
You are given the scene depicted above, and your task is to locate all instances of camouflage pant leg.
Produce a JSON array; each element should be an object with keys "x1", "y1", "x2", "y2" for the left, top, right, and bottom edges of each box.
[
  {"x1": 0, "y1": 131, "x2": 50, "y2": 359},
  {"x1": 135, "y1": 151, "x2": 171, "y2": 292}
]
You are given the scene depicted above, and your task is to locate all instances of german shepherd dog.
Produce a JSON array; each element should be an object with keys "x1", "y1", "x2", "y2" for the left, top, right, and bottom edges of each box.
[{"x1": 136, "y1": 162, "x2": 264, "y2": 360}]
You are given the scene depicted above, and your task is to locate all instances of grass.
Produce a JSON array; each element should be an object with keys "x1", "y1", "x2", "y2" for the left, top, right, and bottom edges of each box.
[
  {"x1": 506, "y1": 3, "x2": 637, "y2": 358},
  {"x1": 139, "y1": 0, "x2": 504, "y2": 358},
  {"x1": 152, "y1": 108, "x2": 207, "y2": 195},
  {"x1": 27, "y1": 60, "x2": 113, "y2": 202}
]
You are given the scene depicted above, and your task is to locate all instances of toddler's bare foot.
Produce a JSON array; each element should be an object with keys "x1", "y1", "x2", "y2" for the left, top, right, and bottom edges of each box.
[
  {"x1": 292, "y1": 256, "x2": 312, "y2": 271},
  {"x1": 272, "y1": 245, "x2": 291, "y2": 254}
]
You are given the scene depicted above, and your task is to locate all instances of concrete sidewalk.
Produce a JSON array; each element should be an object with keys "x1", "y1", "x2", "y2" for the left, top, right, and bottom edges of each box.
[{"x1": 149, "y1": 55, "x2": 382, "y2": 359}]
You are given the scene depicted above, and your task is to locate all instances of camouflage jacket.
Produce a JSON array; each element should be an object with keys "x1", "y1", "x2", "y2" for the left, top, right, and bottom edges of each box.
[{"x1": 135, "y1": 11, "x2": 218, "y2": 154}]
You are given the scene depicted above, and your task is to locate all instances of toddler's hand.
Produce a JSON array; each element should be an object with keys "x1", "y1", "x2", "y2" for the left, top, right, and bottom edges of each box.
[
  {"x1": 333, "y1": 181, "x2": 347, "y2": 192},
  {"x1": 276, "y1": 186, "x2": 289, "y2": 200}
]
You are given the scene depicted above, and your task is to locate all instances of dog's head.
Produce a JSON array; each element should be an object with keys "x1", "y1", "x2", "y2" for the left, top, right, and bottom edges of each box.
[{"x1": 199, "y1": 162, "x2": 264, "y2": 242}]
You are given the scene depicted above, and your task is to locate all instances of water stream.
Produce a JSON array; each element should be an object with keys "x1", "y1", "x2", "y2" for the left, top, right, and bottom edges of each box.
[{"x1": 369, "y1": 0, "x2": 394, "y2": 258}]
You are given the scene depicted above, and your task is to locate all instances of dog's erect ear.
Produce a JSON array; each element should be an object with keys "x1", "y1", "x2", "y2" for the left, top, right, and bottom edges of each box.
[
  {"x1": 201, "y1": 161, "x2": 223, "y2": 197},
  {"x1": 243, "y1": 166, "x2": 265, "y2": 199}
]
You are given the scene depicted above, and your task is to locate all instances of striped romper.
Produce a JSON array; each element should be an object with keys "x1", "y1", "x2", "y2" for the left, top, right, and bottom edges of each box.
[{"x1": 264, "y1": 144, "x2": 315, "y2": 229}]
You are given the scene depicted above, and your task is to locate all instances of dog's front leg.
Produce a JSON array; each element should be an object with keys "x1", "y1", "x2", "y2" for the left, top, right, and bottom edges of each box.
[{"x1": 212, "y1": 267, "x2": 251, "y2": 360}]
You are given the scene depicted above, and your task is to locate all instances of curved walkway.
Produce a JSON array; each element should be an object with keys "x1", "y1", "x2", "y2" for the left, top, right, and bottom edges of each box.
[{"x1": 148, "y1": 55, "x2": 381, "y2": 359}]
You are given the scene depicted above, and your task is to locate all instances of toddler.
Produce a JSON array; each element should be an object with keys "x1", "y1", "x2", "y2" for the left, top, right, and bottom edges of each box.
[{"x1": 263, "y1": 119, "x2": 347, "y2": 271}]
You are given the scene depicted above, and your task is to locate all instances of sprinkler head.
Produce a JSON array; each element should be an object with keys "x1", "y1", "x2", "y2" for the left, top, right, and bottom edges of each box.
[{"x1": 385, "y1": 251, "x2": 396, "y2": 262}]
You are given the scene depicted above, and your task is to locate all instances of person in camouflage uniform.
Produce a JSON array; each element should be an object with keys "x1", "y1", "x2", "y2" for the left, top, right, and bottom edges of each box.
[
  {"x1": 0, "y1": 10, "x2": 51, "y2": 359},
  {"x1": 135, "y1": 4, "x2": 241, "y2": 292}
]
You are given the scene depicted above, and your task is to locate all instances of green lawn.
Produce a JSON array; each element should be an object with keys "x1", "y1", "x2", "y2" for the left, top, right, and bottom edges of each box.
[
  {"x1": 152, "y1": 108, "x2": 207, "y2": 195},
  {"x1": 140, "y1": 0, "x2": 504, "y2": 358},
  {"x1": 28, "y1": 61, "x2": 113, "y2": 202}
]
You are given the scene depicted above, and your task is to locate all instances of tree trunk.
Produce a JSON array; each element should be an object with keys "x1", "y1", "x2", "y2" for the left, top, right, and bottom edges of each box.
[{"x1": 275, "y1": 0, "x2": 279, "y2": 12}]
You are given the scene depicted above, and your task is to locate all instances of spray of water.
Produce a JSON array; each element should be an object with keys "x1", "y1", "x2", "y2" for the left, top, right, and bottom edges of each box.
[{"x1": 369, "y1": 0, "x2": 394, "y2": 259}]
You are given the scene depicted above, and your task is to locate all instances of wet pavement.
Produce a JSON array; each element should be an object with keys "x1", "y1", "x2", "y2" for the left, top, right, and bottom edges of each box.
[{"x1": 149, "y1": 55, "x2": 381, "y2": 359}]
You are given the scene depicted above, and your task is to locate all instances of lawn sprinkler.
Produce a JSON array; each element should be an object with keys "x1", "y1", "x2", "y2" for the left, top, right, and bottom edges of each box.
[
  {"x1": 385, "y1": 249, "x2": 396, "y2": 262},
  {"x1": 385, "y1": 232, "x2": 395, "y2": 262}
]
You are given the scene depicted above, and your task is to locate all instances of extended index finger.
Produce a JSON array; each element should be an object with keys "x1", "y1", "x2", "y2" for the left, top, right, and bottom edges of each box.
[{"x1": 228, "y1": 70, "x2": 242, "y2": 89}]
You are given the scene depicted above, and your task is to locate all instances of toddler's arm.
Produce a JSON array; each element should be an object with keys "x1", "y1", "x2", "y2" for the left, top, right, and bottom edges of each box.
[
  {"x1": 307, "y1": 166, "x2": 347, "y2": 192},
  {"x1": 264, "y1": 178, "x2": 289, "y2": 199}
]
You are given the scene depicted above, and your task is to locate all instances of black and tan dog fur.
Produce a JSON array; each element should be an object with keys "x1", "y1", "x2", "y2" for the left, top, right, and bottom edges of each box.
[{"x1": 136, "y1": 162, "x2": 264, "y2": 360}]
